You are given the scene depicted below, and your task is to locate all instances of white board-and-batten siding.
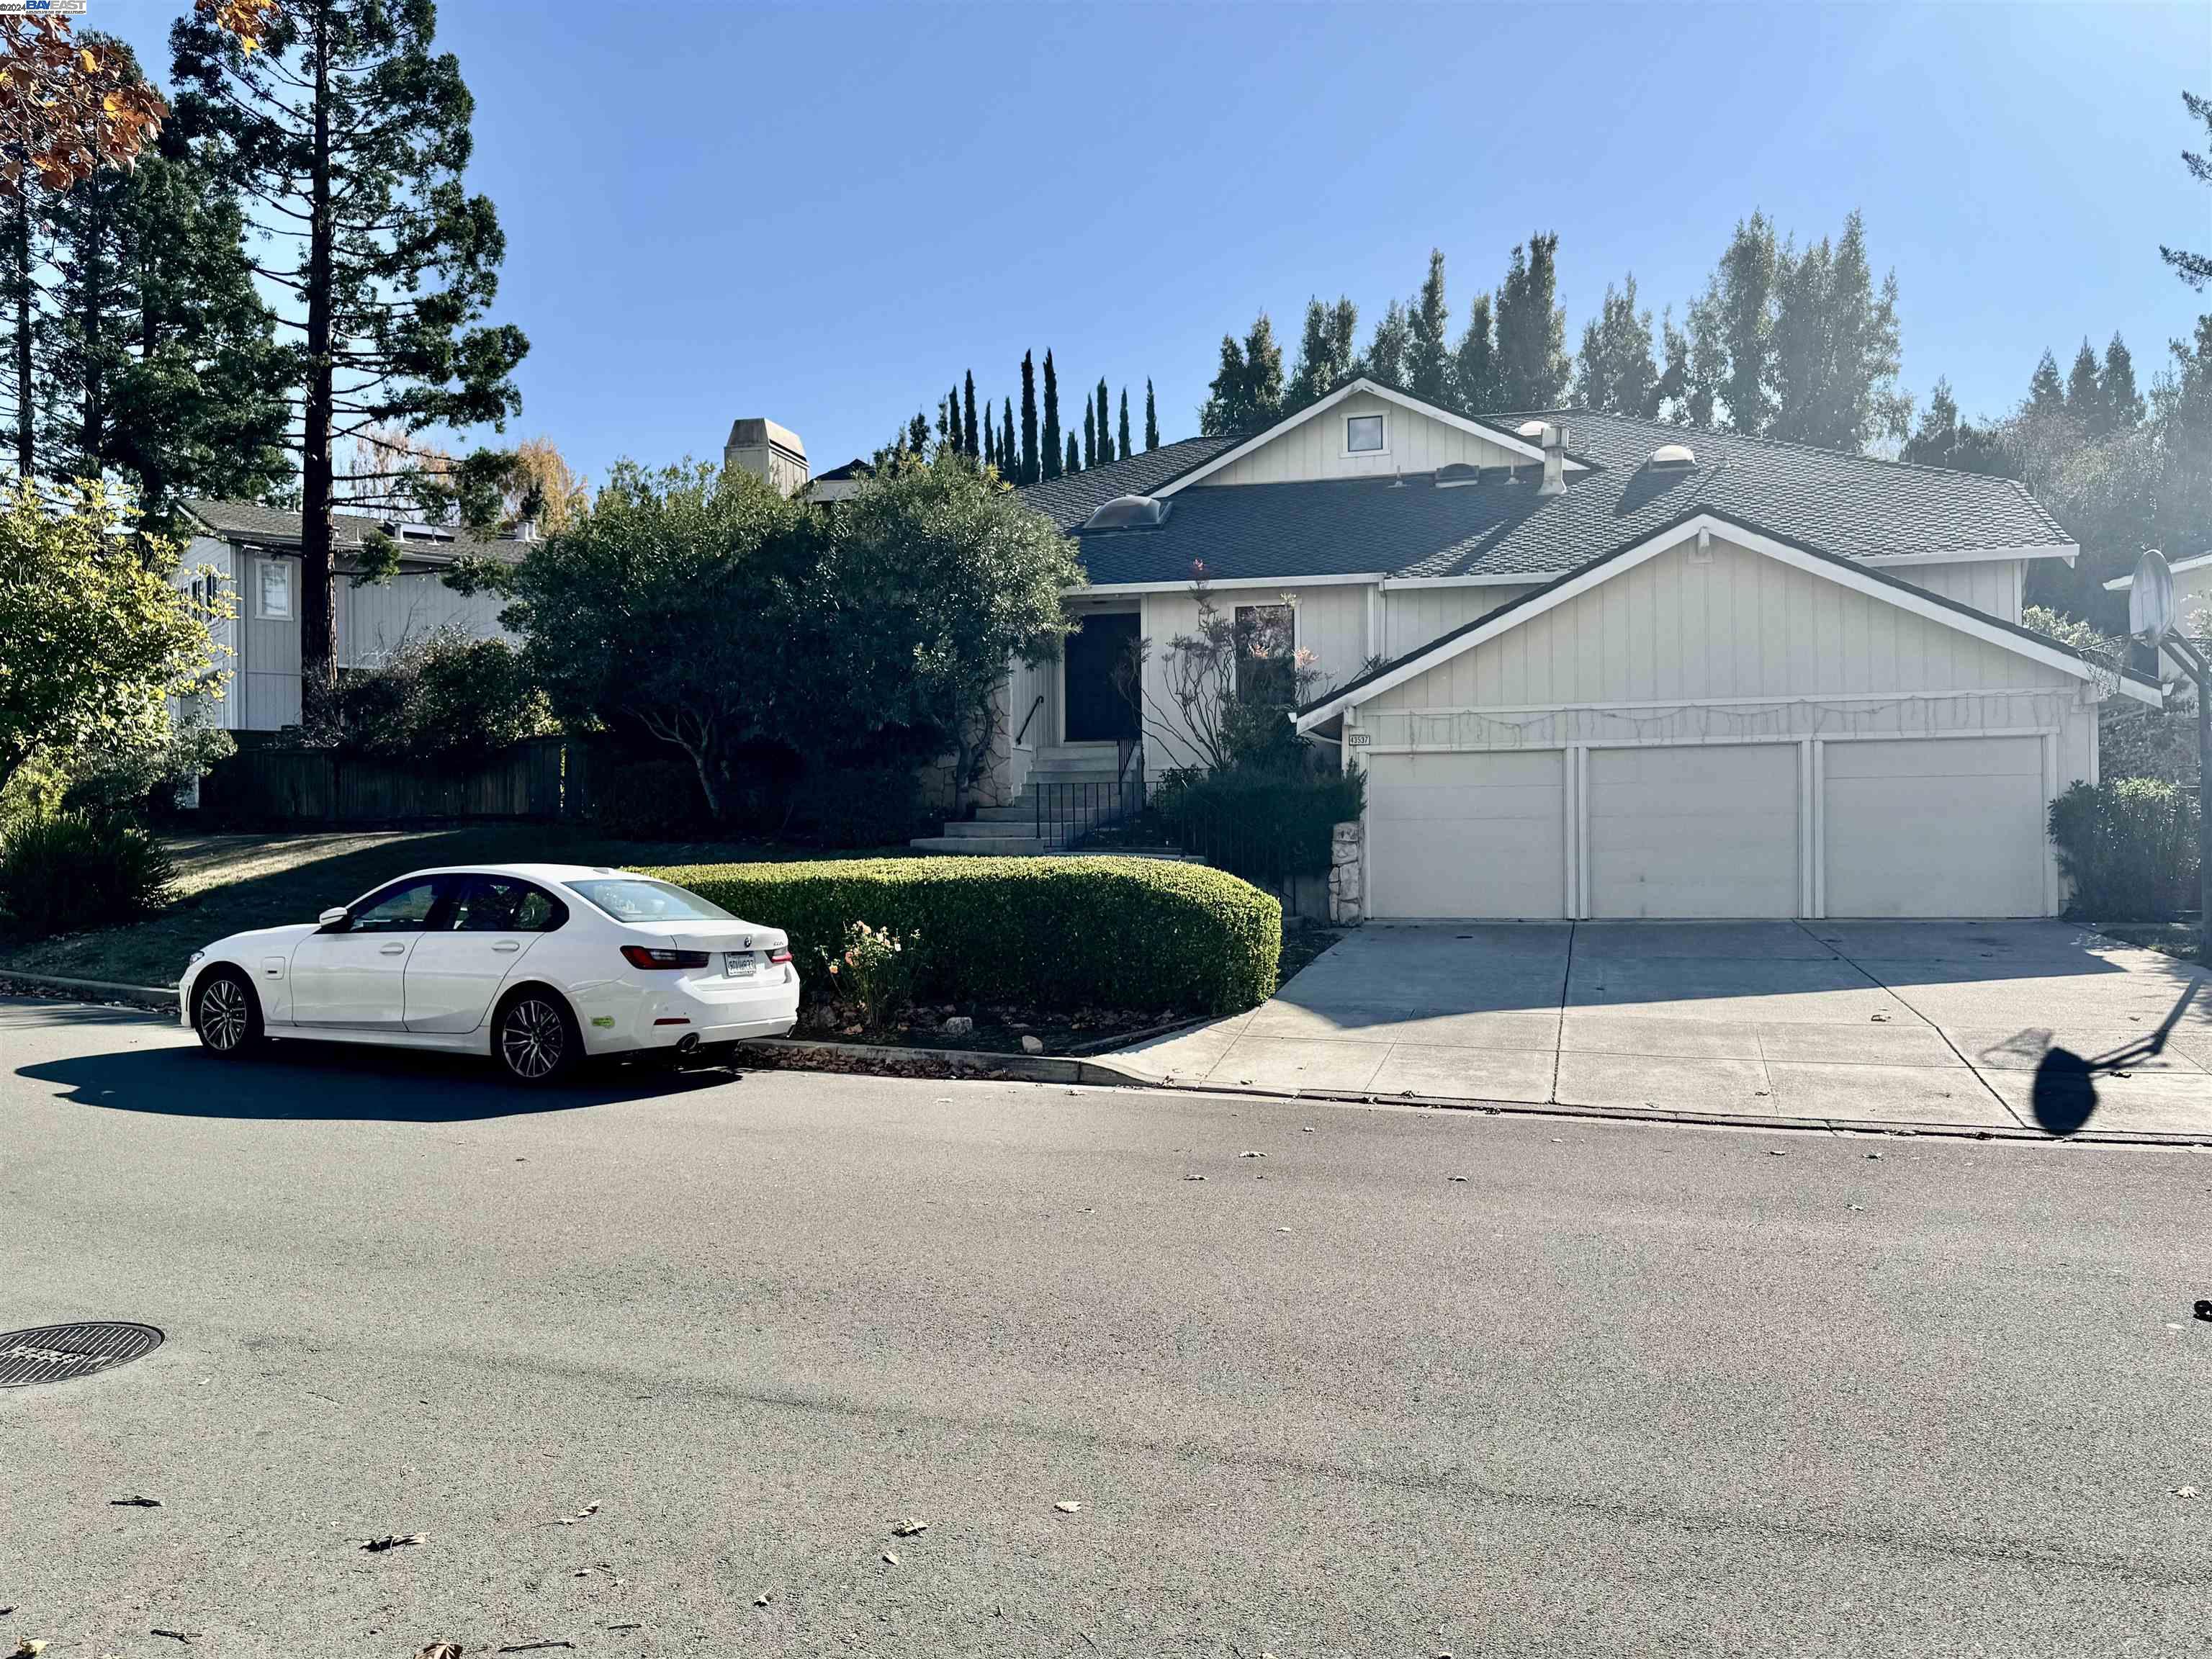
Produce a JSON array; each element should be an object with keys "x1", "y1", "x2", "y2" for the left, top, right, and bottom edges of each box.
[
  {"x1": 1889, "y1": 558, "x2": 2025, "y2": 625},
  {"x1": 1200, "y1": 392, "x2": 1527, "y2": 487}
]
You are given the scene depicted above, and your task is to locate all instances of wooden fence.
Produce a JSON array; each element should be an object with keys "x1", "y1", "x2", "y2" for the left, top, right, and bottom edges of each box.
[{"x1": 199, "y1": 736, "x2": 593, "y2": 825}]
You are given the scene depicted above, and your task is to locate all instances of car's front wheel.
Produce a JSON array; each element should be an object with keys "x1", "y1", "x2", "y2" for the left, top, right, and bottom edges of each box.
[
  {"x1": 193, "y1": 968, "x2": 264, "y2": 1058},
  {"x1": 492, "y1": 988, "x2": 580, "y2": 1087}
]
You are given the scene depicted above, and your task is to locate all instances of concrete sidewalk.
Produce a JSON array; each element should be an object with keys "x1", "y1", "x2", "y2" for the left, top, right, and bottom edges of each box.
[{"x1": 1112, "y1": 921, "x2": 2212, "y2": 1139}]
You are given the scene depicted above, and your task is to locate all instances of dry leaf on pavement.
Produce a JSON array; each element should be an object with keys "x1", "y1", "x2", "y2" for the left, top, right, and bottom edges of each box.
[
  {"x1": 109, "y1": 1496, "x2": 162, "y2": 1508},
  {"x1": 361, "y1": 1533, "x2": 426, "y2": 1552},
  {"x1": 1053, "y1": 1501, "x2": 1082, "y2": 1513},
  {"x1": 890, "y1": 1518, "x2": 928, "y2": 1537}
]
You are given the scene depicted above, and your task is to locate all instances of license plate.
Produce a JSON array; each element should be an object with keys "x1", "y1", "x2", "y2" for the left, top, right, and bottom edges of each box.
[{"x1": 724, "y1": 952, "x2": 756, "y2": 979}]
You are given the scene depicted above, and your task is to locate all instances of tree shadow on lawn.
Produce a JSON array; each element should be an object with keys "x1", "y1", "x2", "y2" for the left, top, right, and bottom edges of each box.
[{"x1": 18, "y1": 1033, "x2": 744, "y2": 1125}]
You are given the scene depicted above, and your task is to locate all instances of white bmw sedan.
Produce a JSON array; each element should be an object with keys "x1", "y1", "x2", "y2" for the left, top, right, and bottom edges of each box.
[{"x1": 179, "y1": 863, "x2": 799, "y2": 1084}]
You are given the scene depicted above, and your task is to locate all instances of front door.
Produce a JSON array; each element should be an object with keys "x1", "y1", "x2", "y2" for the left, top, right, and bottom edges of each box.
[
  {"x1": 1064, "y1": 612, "x2": 1139, "y2": 742},
  {"x1": 289, "y1": 874, "x2": 449, "y2": 1028}
]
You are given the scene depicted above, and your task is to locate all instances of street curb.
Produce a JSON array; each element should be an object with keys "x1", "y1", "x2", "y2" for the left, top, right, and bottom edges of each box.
[
  {"x1": 0, "y1": 969, "x2": 177, "y2": 1010},
  {"x1": 736, "y1": 1035, "x2": 1154, "y2": 1089}
]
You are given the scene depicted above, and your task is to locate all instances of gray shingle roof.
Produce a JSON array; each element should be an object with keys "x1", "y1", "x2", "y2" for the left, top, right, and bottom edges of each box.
[
  {"x1": 180, "y1": 498, "x2": 526, "y2": 566},
  {"x1": 1060, "y1": 410, "x2": 2073, "y2": 588},
  {"x1": 1015, "y1": 435, "x2": 1241, "y2": 531}
]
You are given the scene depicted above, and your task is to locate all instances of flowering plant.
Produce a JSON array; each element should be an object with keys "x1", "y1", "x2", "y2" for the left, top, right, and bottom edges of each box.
[{"x1": 815, "y1": 920, "x2": 922, "y2": 1030}]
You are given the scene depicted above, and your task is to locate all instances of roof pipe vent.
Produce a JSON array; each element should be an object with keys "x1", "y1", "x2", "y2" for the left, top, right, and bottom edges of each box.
[{"x1": 1537, "y1": 423, "x2": 1570, "y2": 498}]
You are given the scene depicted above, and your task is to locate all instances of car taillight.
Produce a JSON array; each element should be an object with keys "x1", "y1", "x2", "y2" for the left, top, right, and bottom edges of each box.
[
  {"x1": 621, "y1": 945, "x2": 710, "y2": 970},
  {"x1": 769, "y1": 948, "x2": 792, "y2": 963}
]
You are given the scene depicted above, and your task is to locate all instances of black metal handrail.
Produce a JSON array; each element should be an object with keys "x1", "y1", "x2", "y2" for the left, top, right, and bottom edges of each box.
[
  {"x1": 1033, "y1": 778, "x2": 1146, "y2": 849},
  {"x1": 1013, "y1": 694, "x2": 1046, "y2": 748}
]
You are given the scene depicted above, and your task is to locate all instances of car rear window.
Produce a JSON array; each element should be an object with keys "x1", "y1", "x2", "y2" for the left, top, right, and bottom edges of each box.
[{"x1": 563, "y1": 877, "x2": 735, "y2": 924}]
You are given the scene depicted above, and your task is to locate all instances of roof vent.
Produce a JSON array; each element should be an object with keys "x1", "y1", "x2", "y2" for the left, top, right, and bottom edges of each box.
[
  {"x1": 1436, "y1": 462, "x2": 1482, "y2": 487},
  {"x1": 1647, "y1": 442, "x2": 1696, "y2": 469},
  {"x1": 1079, "y1": 493, "x2": 1170, "y2": 531}
]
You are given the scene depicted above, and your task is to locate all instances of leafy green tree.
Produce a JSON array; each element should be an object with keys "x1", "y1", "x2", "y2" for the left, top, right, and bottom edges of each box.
[
  {"x1": 1117, "y1": 386, "x2": 1130, "y2": 459},
  {"x1": 1143, "y1": 377, "x2": 1159, "y2": 449},
  {"x1": 0, "y1": 479, "x2": 222, "y2": 802},
  {"x1": 1573, "y1": 274, "x2": 1658, "y2": 416},
  {"x1": 1041, "y1": 349, "x2": 1062, "y2": 480},
  {"x1": 1493, "y1": 232, "x2": 1570, "y2": 408},
  {"x1": 171, "y1": 0, "x2": 529, "y2": 724},
  {"x1": 1019, "y1": 352, "x2": 1038, "y2": 485},
  {"x1": 2027, "y1": 350, "x2": 2067, "y2": 415},
  {"x1": 1200, "y1": 312, "x2": 1284, "y2": 435},
  {"x1": 1359, "y1": 297, "x2": 1408, "y2": 387},
  {"x1": 1899, "y1": 379, "x2": 2010, "y2": 473},
  {"x1": 1678, "y1": 288, "x2": 1726, "y2": 428},
  {"x1": 1766, "y1": 212, "x2": 1907, "y2": 450},
  {"x1": 1710, "y1": 213, "x2": 1777, "y2": 431},
  {"x1": 2161, "y1": 89, "x2": 2211, "y2": 289},
  {"x1": 962, "y1": 369, "x2": 979, "y2": 457},
  {"x1": 1287, "y1": 295, "x2": 1357, "y2": 412},
  {"x1": 1406, "y1": 248, "x2": 1455, "y2": 408},
  {"x1": 1453, "y1": 292, "x2": 1496, "y2": 413}
]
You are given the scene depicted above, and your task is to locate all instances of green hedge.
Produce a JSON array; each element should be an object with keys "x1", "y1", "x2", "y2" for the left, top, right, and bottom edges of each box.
[
  {"x1": 2049, "y1": 778, "x2": 2200, "y2": 922},
  {"x1": 1153, "y1": 768, "x2": 1365, "y2": 888},
  {"x1": 648, "y1": 855, "x2": 1281, "y2": 1015}
]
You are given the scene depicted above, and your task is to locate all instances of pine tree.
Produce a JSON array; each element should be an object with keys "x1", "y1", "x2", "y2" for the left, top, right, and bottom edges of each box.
[
  {"x1": 908, "y1": 410, "x2": 930, "y2": 454},
  {"x1": 1493, "y1": 233, "x2": 1570, "y2": 410},
  {"x1": 1081, "y1": 396, "x2": 1095, "y2": 469},
  {"x1": 171, "y1": 0, "x2": 528, "y2": 719},
  {"x1": 1, "y1": 182, "x2": 40, "y2": 477},
  {"x1": 1453, "y1": 293, "x2": 1496, "y2": 414},
  {"x1": 1573, "y1": 274, "x2": 1658, "y2": 417},
  {"x1": 962, "y1": 368, "x2": 979, "y2": 457},
  {"x1": 1287, "y1": 295, "x2": 1359, "y2": 411},
  {"x1": 1143, "y1": 379, "x2": 1159, "y2": 449},
  {"x1": 2160, "y1": 90, "x2": 2212, "y2": 289},
  {"x1": 2026, "y1": 350, "x2": 2067, "y2": 415},
  {"x1": 1406, "y1": 248, "x2": 1455, "y2": 406},
  {"x1": 1361, "y1": 298, "x2": 1409, "y2": 387},
  {"x1": 1899, "y1": 378, "x2": 2009, "y2": 473},
  {"x1": 1019, "y1": 352, "x2": 1038, "y2": 485},
  {"x1": 1065, "y1": 431, "x2": 1078, "y2": 475},
  {"x1": 1002, "y1": 397, "x2": 1015, "y2": 482},
  {"x1": 1200, "y1": 313, "x2": 1285, "y2": 435},
  {"x1": 2100, "y1": 333, "x2": 2145, "y2": 431},
  {"x1": 1041, "y1": 349, "x2": 1062, "y2": 480},
  {"x1": 2065, "y1": 339, "x2": 2103, "y2": 431},
  {"x1": 1118, "y1": 387, "x2": 1130, "y2": 459}
]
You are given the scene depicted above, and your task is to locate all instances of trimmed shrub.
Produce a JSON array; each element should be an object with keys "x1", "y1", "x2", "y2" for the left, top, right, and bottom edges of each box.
[
  {"x1": 2049, "y1": 778, "x2": 2199, "y2": 921},
  {"x1": 1153, "y1": 768, "x2": 1366, "y2": 889},
  {"x1": 652, "y1": 855, "x2": 1281, "y2": 1015},
  {"x1": 0, "y1": 814, "x2": 176, "y2": 938}
]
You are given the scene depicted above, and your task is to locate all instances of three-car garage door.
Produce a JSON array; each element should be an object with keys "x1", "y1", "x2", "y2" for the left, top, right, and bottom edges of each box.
[{"x1": 1364, "y1": 736, "x2": 2052, "y2": 920}]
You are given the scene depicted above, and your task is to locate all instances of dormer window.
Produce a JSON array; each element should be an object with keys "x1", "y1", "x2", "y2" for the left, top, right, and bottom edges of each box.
[{"x1": 1344, "y1": 413, "x2": 1385, "y2": 454}]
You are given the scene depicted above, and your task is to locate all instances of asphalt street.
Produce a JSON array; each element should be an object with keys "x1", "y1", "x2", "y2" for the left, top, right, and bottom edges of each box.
[{"x1": 2, "y1": 994, "x2": 2208, "y2": 1658}]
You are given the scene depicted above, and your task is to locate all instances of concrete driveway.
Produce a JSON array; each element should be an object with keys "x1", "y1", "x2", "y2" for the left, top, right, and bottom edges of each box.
[{"x1": 1113, "y1": 922, "x2": 2212, "y2": 1138}]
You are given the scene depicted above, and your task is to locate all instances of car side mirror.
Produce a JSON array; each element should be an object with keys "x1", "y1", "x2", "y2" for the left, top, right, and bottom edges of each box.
[{"x1": 318, "y1": 907, "x2": 351, "y2": 932}]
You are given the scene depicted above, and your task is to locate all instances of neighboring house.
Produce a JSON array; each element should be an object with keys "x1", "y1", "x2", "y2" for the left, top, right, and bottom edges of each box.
[
  {"x1": 175, "y1": 499, "x2": 524, "y2": 732},
  {"x1": 965, "y1": 376, "x2": 2159, "y2": 920},
  {"x1": 806, "y1": 457, "x2": 873, "y2": 503}
]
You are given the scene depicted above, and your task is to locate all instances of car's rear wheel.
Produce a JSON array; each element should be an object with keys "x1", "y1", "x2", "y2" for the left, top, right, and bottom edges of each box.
[
  {"x1": 493, "y1": 987, "x2": 579, "y2": 1086},
  {"x1": 193, "y1": 968, "x2": 264, "y2": 1058}
]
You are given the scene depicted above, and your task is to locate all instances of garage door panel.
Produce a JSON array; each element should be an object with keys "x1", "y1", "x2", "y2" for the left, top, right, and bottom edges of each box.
[
  {"x1": 1824, "y1": 737, "x2": 2046, "y2": 917},
  {"x1": 1368, "y1": 750, "x2": 1564, "y2": 919},
  {"x1": 1588, "y1": 744, "x2": 1799, "y2": 920}
]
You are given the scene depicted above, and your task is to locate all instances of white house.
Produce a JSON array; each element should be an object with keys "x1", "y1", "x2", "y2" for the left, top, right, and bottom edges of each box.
[
  {"x1": 175, "y1": 498, "x2": 523, "y2": 732},
  {"x1": 963, "y1": 377, "x2": 2159, "y2": 920}
]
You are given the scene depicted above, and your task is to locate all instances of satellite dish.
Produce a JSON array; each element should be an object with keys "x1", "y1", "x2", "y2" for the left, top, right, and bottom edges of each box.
[{"x1": 2129, "y1": 549, "x2": 2175, "y2": 644}]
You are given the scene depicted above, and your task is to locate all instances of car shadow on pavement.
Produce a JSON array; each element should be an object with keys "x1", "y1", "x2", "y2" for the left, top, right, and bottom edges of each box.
[{"x1": 18, "y1": 1039, "x2": 744, "y2": 1123}]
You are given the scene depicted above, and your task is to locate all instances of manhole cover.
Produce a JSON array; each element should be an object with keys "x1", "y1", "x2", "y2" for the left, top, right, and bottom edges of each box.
[{"x1": 0, "y1": 1321, "x2": 163, "y2": 1388}]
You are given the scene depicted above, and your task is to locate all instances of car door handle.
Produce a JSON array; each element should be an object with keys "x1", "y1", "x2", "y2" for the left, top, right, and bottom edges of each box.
[
  {"x1": 493, "y1": 940, "x2": 521, "y2": 953},
  {"x1": 379, "y1": 943, "x2": 406, "y2": 955}
]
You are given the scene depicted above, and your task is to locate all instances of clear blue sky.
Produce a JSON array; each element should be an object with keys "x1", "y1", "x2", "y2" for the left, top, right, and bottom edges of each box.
[{"x1": 99, "y1": 0, "x2": 2212, "y2": 487}]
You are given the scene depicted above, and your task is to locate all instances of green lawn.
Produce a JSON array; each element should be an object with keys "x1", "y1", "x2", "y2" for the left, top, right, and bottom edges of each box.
[{"x1": 0, "y1": 826, "x2": 914, "y2": 989}]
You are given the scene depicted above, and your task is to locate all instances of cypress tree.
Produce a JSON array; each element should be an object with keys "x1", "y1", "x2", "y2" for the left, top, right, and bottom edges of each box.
[
  {"x1": 962, "y1": 368, "x2": 979, "y2": 457},
  {"x1": 1041, "y1": 349, "x2": 1062, "y2": 480},
  {"x1": 1453, "y1": 293, "x2": 1497, "y2": 414},
  {"x1": 1020, "y1": 352, "x2": 1038, "y2": 484},
  {"x1": 1094, "y1": 379, "x2": 1110, "y2": 466},
  {"x1": 1082, "y1": 397, "x2": 1095, "y2": 469},
  {"x1": 1144, "y1": 378, "x2": 1159, "y2": 449},
  {"x1": 983, "y1": 413, "x2": 995, "y2": 470},
  {"x1": 1002, "y1": 397, "x2": 1016, "y2": 482},
  {"x1": 1065, "y1": 431, "x2": 1079, "y2": 475},
  {"x1": 1493, "y1": 232, "x2": 1570, "y2": 411},
  {"x1": 1118, "y1": 387, "x2": 1131, "y2": 459}
]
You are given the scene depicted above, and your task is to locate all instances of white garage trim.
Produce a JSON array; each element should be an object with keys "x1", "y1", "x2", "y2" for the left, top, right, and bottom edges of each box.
[{"x1": 1298, "y1": 512, "x2": 2159, "y2": 728}]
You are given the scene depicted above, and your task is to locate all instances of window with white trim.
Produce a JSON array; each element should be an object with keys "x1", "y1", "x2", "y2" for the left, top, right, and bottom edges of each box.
[
  {"x1": 1345, "y1": 413, "x2": 1385, "y2": 454},
  {"x1": 256, "y1": 557, "x2": 292, "y2": 621}
]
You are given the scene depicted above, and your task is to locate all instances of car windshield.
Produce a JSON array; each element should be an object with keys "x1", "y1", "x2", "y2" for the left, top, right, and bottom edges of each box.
[{"x1": 564, "y1": 876, "x2": 735, "y2": 925}]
